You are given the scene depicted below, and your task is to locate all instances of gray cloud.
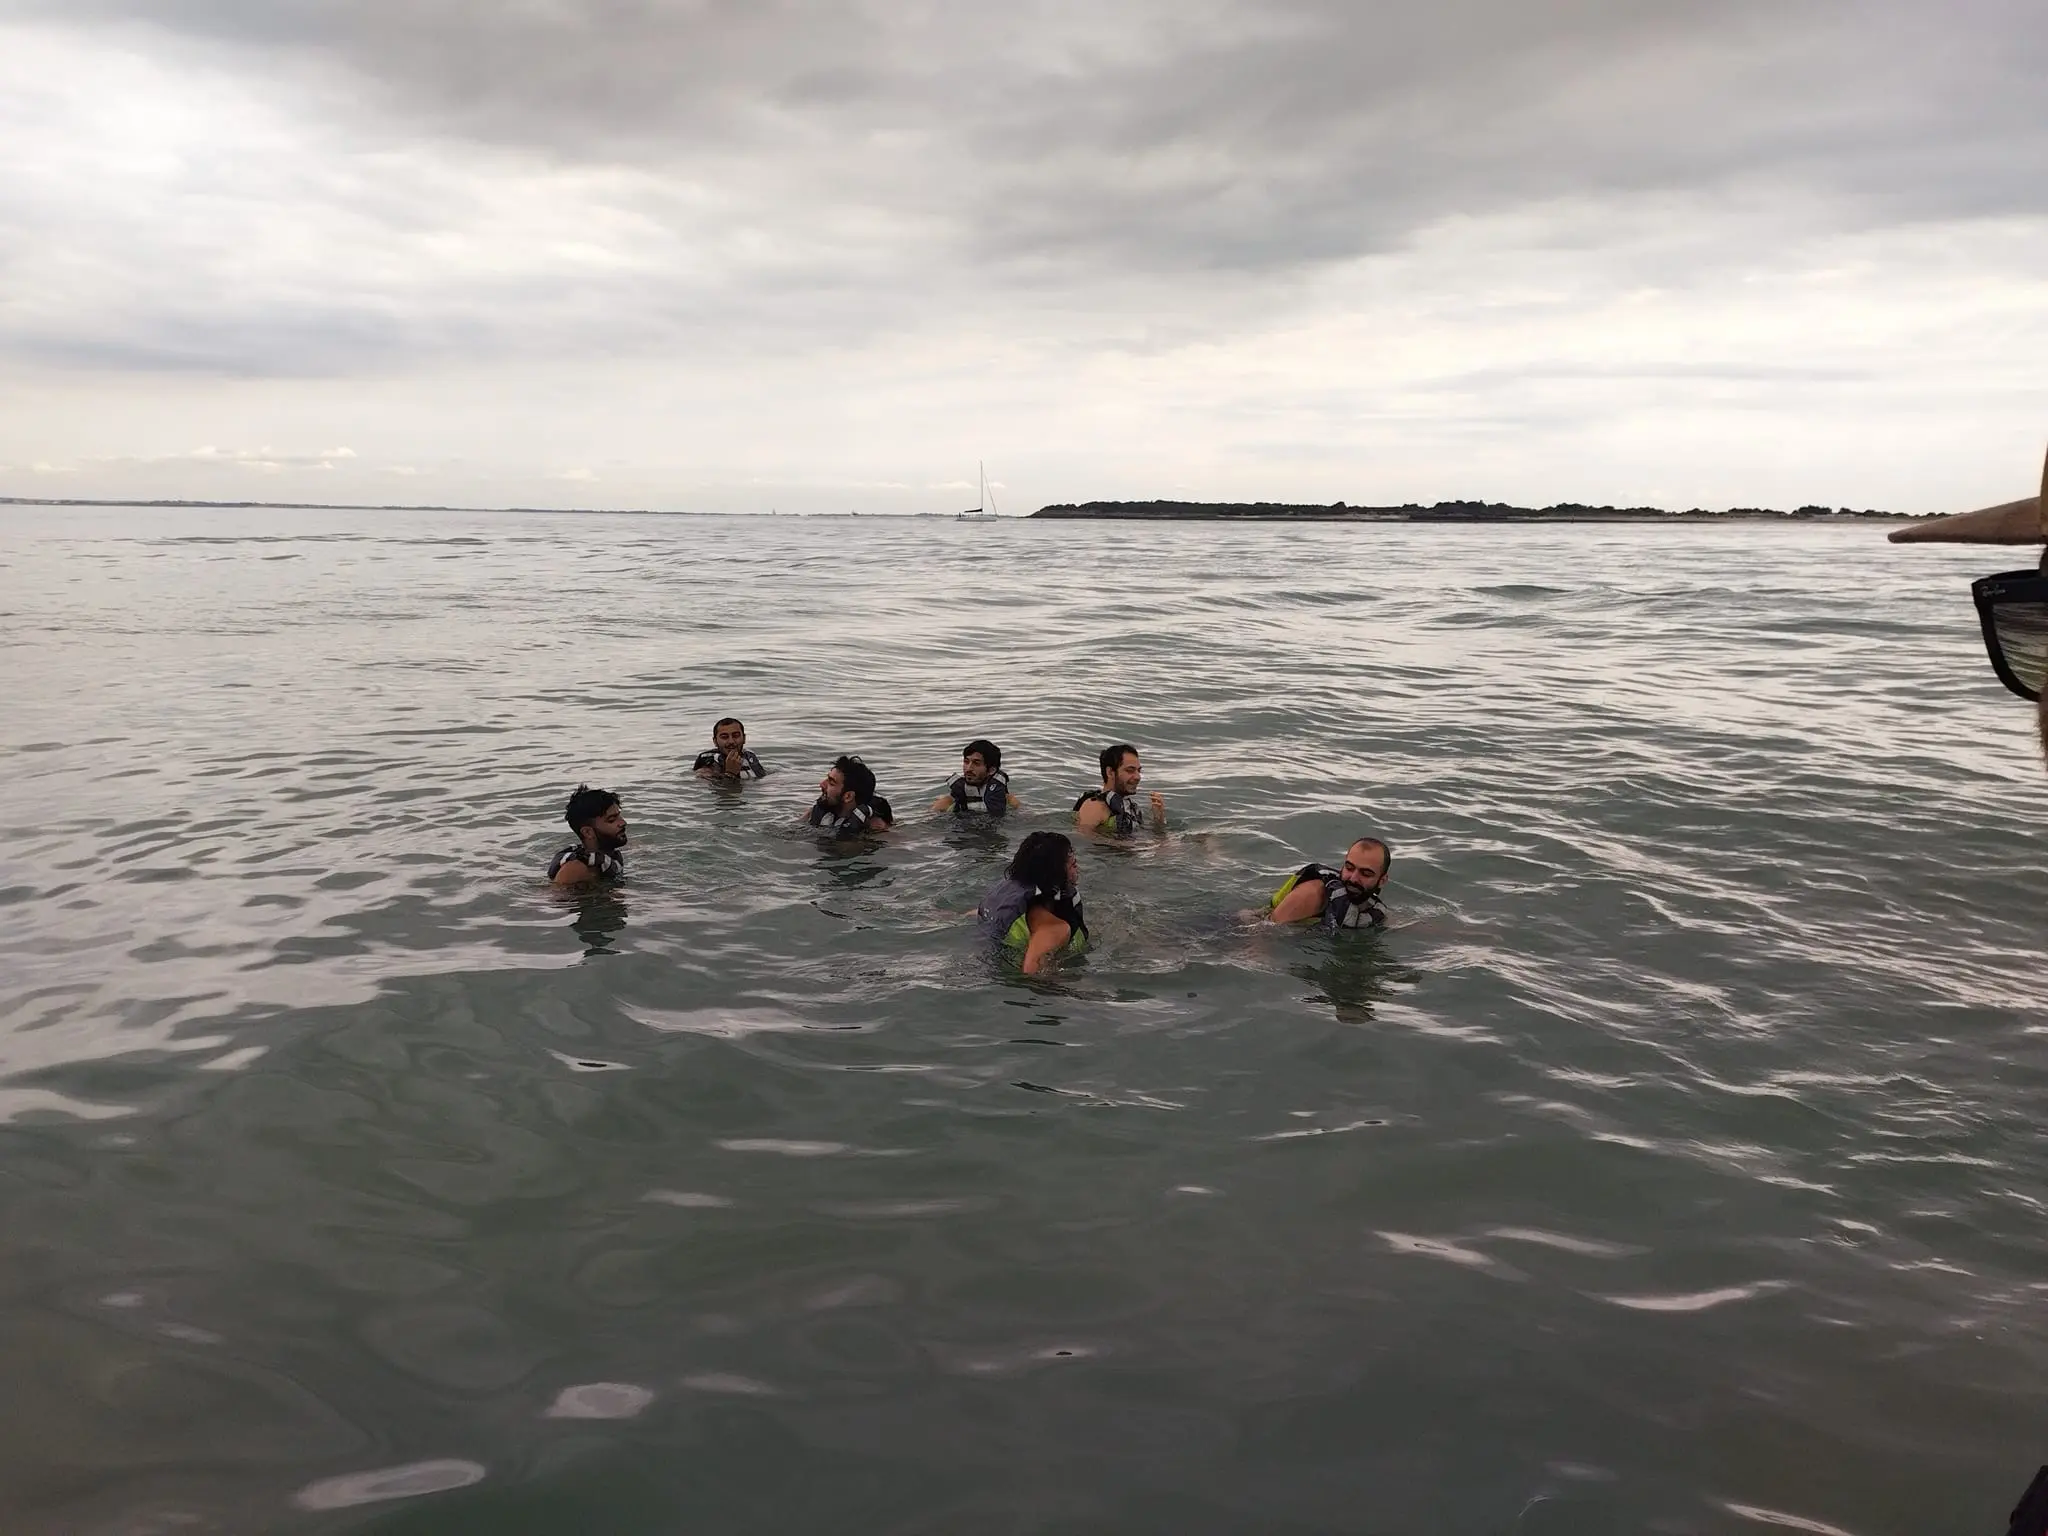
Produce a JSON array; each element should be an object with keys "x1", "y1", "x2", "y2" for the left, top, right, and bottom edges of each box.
[
  {"x1": 37, "y1": 1, "x2": 2048, "y2": 262},
  {"x1": 2, "y1": 0, "x2": 2044, "y2": 510},
  {"x1": 12, "y1": 3, "x2": 2033, "y2": 381}
]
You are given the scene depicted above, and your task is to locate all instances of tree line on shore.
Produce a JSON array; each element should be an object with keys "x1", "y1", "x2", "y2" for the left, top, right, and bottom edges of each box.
[{"x1": 1031, "y1": 499, "x2": 1902, "y2": 522}]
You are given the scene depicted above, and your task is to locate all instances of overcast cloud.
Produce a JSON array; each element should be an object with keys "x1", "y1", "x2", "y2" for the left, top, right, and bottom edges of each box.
[{"x1": 2, "y1": 0, "x2": 2044, "y2": 512}]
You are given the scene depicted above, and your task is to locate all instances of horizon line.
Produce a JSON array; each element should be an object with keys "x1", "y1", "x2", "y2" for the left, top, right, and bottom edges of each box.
[{"x1": 0, "y1": 495, "x2": 1918, "y2": 521}]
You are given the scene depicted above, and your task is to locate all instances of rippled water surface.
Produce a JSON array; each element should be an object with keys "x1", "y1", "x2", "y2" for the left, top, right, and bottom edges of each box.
[{"x1": 3, "y1": 506, "x2": 2045, "y2": 1535}]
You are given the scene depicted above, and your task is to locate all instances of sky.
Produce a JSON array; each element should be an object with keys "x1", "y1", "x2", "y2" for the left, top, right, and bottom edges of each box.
[{"x1": 2, "y1": 0, "x2": 2044, "y2": 515}]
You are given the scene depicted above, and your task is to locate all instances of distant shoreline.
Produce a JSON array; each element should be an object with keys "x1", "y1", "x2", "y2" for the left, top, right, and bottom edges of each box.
[
  {"x1": 1033, "y1": 500, "x2": 1912, "y2": 523},
  {"x1": 0, "y1": 494, "x2": 1919, "y2": 524}
]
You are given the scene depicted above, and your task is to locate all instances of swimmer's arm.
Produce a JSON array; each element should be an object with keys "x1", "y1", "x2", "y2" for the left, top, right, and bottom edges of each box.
[
  {"x1": 551, "y1": 855, "x2": 597, "y2": 887},
  {"x1": 1074, "y1": 798, "x2": 1110, "y2": 832},
  {"x1": 1267, "y1": 879, "x2": 1326, "y2": 925},
  {"x1": 930, "y1": 794, "x2": 954, "y2": 814},
  {"x1": 1020, "y1": 907, "x2": 1072, "y2": 975},
  {"x1": 1149, "y1": 791, "x2": 1167, "y2": 831},
  {"x1": 1005, "y1": 792, "x2": 1022, "y2": 811}
]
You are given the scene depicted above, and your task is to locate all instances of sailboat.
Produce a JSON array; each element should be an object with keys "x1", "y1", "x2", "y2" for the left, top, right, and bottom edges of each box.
[{"x1": 958, "y1": 461, "x2": 1001, "y2": 520}]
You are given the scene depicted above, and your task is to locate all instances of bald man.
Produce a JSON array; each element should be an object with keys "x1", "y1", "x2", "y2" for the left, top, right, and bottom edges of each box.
[{"x1": 1265, "y1": 838, "x2": 1391, "y2": 930}]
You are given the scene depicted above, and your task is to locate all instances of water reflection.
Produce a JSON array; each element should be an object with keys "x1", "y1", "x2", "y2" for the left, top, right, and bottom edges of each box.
[
  {"x1": 7, "y1": 509, "x2": 2048, "y2": 1536},
  {"x1": 1292, "y1": 933, "x2": 1406, "y2": 1022},
  {"x1": 565, "y1": 890, "x2": 629, "y2": 956},
  {"x1": 815, "y1": 848, "x2": 888, "y2": 890},
  {"x1": 940, "y1": 820, "x2": 1012, "y2": 855},
  {"x1": 291, "y1": 1459, "x2": 487, "y2": 1511}
]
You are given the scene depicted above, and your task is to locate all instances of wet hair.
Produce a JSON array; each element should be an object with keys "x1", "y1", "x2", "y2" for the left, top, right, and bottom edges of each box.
[
  {"x1": 963, "y1": 738, "x2": 1002, "y2": 771},
  {"x1": 1008, "y1": 830, "x2": 1075, "y2": 892},
  {"x1": 564, "y1": 784, "x2": 619, "y2": 833},
  {"x1": 1348, "y1": 836, "x2": 1393, "y2": 883},
  {"x1": 1098, "y1": 743, "x2": 1138, "y2": 780},
  {"x1": 713, "y1": 717, "x2": 744, "y2": 739},
  {"x1": 832, "y1": 754, "x2": 877, "y2": 803}
]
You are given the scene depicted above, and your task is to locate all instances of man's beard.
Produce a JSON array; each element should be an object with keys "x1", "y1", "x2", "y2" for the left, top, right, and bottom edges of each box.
[{"x1": 598, "y1": 830, "x2": 629, "y2": 853}]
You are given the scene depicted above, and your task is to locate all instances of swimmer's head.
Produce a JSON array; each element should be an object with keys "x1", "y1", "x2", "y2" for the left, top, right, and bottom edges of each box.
[
  {"x1": 962, "y1": 739, "x2": 1001, "y2": 784},
  {"x1": 822, "y1": 754, "x2": 876, "y2": 808},
  {"x1": 1341, "y1": 837, "x2": 1390, "y2": 901},
  {"x1": 565, "y1": 785, "x2": 627, "y2": 851},
  {"x1": 712, "y1": 717, "x2": 747, "y2": 753},
  {"x1": 1099, "y1": 743, "x2": 1141, "y2": 793},
  {"x1": 1009, "y1": 829, "x2": 1079, "y2": 895}
]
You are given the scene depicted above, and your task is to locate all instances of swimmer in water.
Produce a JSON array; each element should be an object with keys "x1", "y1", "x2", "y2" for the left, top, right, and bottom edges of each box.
[
  {"x1": 931, "y1": 738, "x2": 1019, "y2": 817},
  {"x1": 807, "y1": 755, "x2": 894, "y2": 836},
  {"x1": 1265, "y1": 837, "x2": 1390, "y2": 929},
  {"x1": 1074, "y1": 742, "x2": 1166, "y2": 835},
  {"x1": 978, "y1": 829, "x2": 1087, "y2": 974},
  {"x1": 694, "y1": 717, "x2": 767, "y2": 781},
  {"x1": 549, "y1": 785, "x2": 629, "y2": 886}
]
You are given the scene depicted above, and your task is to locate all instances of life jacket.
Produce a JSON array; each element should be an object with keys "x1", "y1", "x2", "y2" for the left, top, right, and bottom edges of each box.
[
  {"x1": 1269, "y1": 862, "x2": 1384, "y2": 930},
  {"x1": 948, "y1": 769, "x2": 1010, "y2": 816},
  {"x1": 808, "y1": 795, "x2": 892, "y2": 837},
  {"x1": 977, "y1": 875, "x2": 1088, "y2": 952},
  {"x1": 1073, "y1": 788, "x2": 1144, "y2": 834},
  {"x1": 694, "y1": 747, "x2": 766, "y2": 779},
  {"x1": 549, "y1": 844, "x2": 624, "y2": 882}
]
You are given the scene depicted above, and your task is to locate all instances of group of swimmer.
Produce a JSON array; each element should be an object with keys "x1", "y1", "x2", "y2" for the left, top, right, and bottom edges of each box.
[{"x1": 548, "y1": 717, "x2": 1394, "y2": 974}]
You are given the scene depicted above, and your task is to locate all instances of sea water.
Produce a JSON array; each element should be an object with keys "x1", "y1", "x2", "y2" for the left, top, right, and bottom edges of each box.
[{"x1": 1, "y1": 506, "x2": 2043, "y2": 1535}]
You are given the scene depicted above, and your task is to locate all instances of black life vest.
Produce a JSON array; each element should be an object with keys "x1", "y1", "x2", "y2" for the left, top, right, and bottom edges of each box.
[
  {"x1": 809, "y1": 795, "x2": 892, "y2": 837},
  {"x1": 549, "y1": 844, "x2": 624, "y2": 882},
  {"x1": 694, "y1": 747, "x2": 766, "y2": 779},
  {"x1": 1039, "y1": 884, "x2": 1086, "y2": 940},
  {"x1": 949, "y1": 769, "x2": 1010, "y2": 816},
  {"x1": 1293, "y1": 862, "x2": 1385, "y2": 930},
  {"x1": 1073, "y1": 788, "x2": 1144, "y2": 834}
]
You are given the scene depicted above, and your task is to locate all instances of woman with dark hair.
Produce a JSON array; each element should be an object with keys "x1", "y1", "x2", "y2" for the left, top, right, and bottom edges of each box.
[{"x1": 977, "y1": 830, "x2": 1087, "y2": 974}]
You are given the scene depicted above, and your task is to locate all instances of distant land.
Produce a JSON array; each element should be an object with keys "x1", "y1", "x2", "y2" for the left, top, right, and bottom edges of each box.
[
  {"x1": 0, "y1": 495, "x2": 1916, "y2": 523},
  {"x1": 1032, "y1": 500, "x2": 1910, "y2": 522}
]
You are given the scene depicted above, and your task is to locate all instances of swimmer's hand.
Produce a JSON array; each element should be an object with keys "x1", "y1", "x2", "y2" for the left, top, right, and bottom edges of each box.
[{"x1": 1149, "y1": 791, "x2": 1167, "y2": 829}]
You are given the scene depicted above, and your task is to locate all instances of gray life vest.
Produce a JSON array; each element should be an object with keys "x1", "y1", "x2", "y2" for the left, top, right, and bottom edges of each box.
[{"x1": 949, "y1": 770, "x2": 1010, "y2": 816}]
